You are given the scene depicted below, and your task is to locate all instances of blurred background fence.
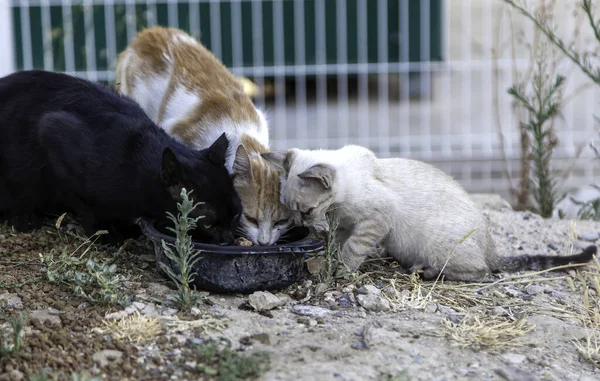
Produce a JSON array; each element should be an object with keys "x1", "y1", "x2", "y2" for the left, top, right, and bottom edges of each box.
[{"x1": 1, "y1": 0, "x2": 598, "y2": 202}]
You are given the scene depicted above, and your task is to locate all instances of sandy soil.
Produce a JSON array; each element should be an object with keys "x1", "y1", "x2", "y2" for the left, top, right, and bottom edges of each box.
[{"x1": 1, "y1": 194, "x2": 600, "y2": 381}]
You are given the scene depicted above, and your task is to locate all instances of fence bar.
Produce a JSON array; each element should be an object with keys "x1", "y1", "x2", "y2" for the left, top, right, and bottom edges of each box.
[{"x1": 0, "y1": 0, "x2": 15, "y2": 75}]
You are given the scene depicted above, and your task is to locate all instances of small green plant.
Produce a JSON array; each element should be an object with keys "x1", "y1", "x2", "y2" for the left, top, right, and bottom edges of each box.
[
  {"x1": 41, "y1": 231, "x2": 130, "y2": 306},
  {"x1": 159, "y1": 188, "x2": 203, "y2": 310},
  {"x1": 503, "y1": 0, "x2": 600, "y2": 218},
  {"x1": 0, "y1": 312, "x2": 24, "y2": 358},
  {"x1": 508, "y1": 57, "x2": 564, "y2": 218},
  {"x1": 195, "y1": 337, "x2": 270, "y2": 381}
]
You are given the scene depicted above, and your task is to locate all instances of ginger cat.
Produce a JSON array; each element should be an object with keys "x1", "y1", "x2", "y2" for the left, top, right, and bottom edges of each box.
[
  {"x1": 116, "y1": 26, "x2": 292, "y2": 245},
  {"x1": 262, "y1": 146, "x2": 597, "y2": 281}
]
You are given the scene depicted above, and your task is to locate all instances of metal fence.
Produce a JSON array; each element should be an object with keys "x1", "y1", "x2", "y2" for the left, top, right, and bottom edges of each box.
[{"x1": 1, "y1": 0, "x2": 599, "y2": 201}]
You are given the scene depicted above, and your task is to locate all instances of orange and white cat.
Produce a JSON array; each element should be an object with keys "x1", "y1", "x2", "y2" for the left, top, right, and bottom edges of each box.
[{"x1": 116, "y1": 26, "x2": 292, "y2": 245}]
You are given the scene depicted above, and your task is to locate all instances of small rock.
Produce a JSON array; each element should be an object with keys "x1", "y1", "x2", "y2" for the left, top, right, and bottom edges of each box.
[
  {"x1": 105, "y1": 310, "x2": 128, "y2": 320},
  {"x1": 525, "y1": 285, "x2": 544, "y2": 295},
  {"x1": 132, "y1": 302, "x2": 145, "y2": 310},
  {"x1": 248, "y1": 291, "x2": 284, "y2": 311},
  {"x1": 141, "y1": 303, "x2": 158, "y2": 316},
  {"x1": 292, "y1": 305, "x2": 332, "y2": 318},
  {"x1": 342, "y1": 285, "x2": 355, "y2": 293},
  {"x1": 504, "y1": 288, "x2": 520, "y2": 298},
  {"x1": 574, "y1": 241, "x2": 591, "y2": 250},
  {"x1": 146, "y1": 282, "x2": 174, "y2": 297},
  {"x1": 356, "y1": 294, "x2": 391, "y2": 312},
  {"x1": 578, "y1": 232, "x2": 600, "y2": 242},
  {"x1": 547, "y1": 243, "x2": 559, "y2": 251},
  {"x1": 124, "y1": 305, "x2": 137, "y2": 315},
  {"x1": 495, "y1": 367, "x2": 538, "y2": 381},
  {"x1": 491, "y1": 307, "x2": 508, "y2": 316},
  {"x1": 470, "y1": 193, "x2": 512, "y2": 211},
  {"x1": 76, "y1": 302, "x2": 91, "y2": 310},
  {"x1": 0, "y1": 294, "x2": 23, "y2": 310},
  {"x1": 437, "y1": 304, "x2": 457, "y2": 315},
  {"x1": 160, "y1": 308, "x2": 179, "y2": 316},
  {"x1": 502, "y1": 353, "x2": 527, "y2": 365},
  {"x1": 30, "y1": 308, "x2": 61, "y2": 326},
  {"x1": 336, "y1": 296, "x2": 354, "y2": 308},
  {"x1": 357, "y1": 285, "x2": 381, "y2": 295},
  {"x1": 92, "y1": 349, "x2": 123, "y2": 367},
  {"x1": 308, "y1": 319, "x2": 318, "y2": 327},
  {"x1": 548, "y1": 290, "x2": 568, "y2": 300},
  {"x1": 314, "y1": 283, "x2": 328, "y2": 296},
  {"x1": 9, "y1": 370, "x2": 24, "y2": 381},
  {"x1": 425, "y1": 303, "x2": 438, "y2": 314}
]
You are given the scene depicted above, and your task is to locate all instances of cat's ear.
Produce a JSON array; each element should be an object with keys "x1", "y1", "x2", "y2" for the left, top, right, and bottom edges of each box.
[
  {"x1": 298, "y1": 164, "x2": 336, "y2": 190},
  {"x1": 261, "y1": 150, "x2": 295, "y2": 173},
  {"x1": 161, "y1": 147, "x2": 182, "y2": 187},
  {"x1": 207, "y1": 132, "x2": 230, "y2": 165},
  {"x1": 233, "y1": 145, "x2": 253, "y2": 180}
]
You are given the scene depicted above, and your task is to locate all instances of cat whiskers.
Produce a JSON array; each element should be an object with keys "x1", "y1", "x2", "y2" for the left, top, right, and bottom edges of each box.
[{"x1": 235, "y1": 227, "x2": 250, "y2": 240}]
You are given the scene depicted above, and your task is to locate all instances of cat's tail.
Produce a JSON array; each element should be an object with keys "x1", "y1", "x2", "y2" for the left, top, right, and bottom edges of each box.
[{"x1": 497, "y1": 245, "x2": 597, "y2": 272}]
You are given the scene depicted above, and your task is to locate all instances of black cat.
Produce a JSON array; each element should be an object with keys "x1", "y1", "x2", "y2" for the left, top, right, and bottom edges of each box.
[{"x1": 0, "y1": 70, "x2": 242, "y2": 244}]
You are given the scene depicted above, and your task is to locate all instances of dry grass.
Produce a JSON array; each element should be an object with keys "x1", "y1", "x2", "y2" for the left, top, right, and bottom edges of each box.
[
  {"x1": 93, "y1": 310, "x2": 228, "y2": 345},
  {"x1": 351, "y1": 221, "x2": 600, "y2": 353},
  {"x1": 93, "y1": 311, "x2": 162, "y2": 344},
  {"x1": 441, "y1": 314, "x2": 535, "y2": 351},
  {"x1": 160, "y1": 312, "x2": 228, "y2": 334}
]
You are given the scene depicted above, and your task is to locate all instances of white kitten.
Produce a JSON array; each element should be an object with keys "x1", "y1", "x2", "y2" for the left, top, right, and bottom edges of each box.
[{"x1": 263, "y1": 146, "x2": 596, "y2": 281}]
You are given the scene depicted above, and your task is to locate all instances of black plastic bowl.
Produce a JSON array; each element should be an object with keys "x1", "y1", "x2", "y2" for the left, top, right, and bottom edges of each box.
[{"x1": 138, "y1": 218, "x2": 325, "y2": 294}]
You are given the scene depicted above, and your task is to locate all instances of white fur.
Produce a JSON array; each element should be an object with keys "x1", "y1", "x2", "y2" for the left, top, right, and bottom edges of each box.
[
  {"x1": 279, "y1": 145, "x2": 497, "y2": 280},
  {"x1": 159, "y1": 85, "x2": 201, "y2": 131}
]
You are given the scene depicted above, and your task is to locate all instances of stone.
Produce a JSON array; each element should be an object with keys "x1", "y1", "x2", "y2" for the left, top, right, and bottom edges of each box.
[
  {"x1": 92, "y1": 349, "x2": 123, "y2": 367},
  {"x1": 141, "y1": 303, "x2": 158, "y2": 317},
  {"x1": 491, "y1": 307, "x2": 508, "y2": 316},
  {"x1": 578, "y1": 232, "x2": 600, "y2": 242},
  {"x1": 357, "y1": 285, "x2": 381, "y2": 295},
  {"x1": 160, "y1": 308, "x2": 179, "y2": 316},
  {"x1": 356, "y1": 294, "x2": 391, "y2": 312},
  {"x1": 30, "y1": 308, "x2": 61, "y2": 326},
  {"x1": 574, "y1": 241, "x2": 592, "y2": 250},
  {"x1": 292, "y1": 305, "x2": 332, "y2": 318},
  {"x1": 469, "y1": 193, "x2": 513, "y2": 211},
  {"x1": 0, "y1": 294, "x2": 23, "y2": 310},
  {"x1": 502, "y1": 353, "x2": 527, "y2": 365},
  {"x1": 105, "y1": 310, "x2": 129, "y2": 320},
  {"x1": 495, "y1": 367, "x2": 538, "y2": 381},
  {"x1": 248, "y1": 291, "x2": 284, "y2": 311},
  {"x1": 146, "y1": 282, "x2": 174, "y2": 297},
  {"x1": 525, "y1": 285, "x2": 544, "y2": 295},
  {"x1": 315, "y1": 283, "x2": 329, "y2": 296}
]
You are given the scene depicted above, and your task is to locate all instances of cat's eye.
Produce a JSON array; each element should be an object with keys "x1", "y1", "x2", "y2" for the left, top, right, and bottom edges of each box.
[
  {"x1": 275, "y1": 218, "x2": 289, "y2": 226},
  {"x1": 244, "y1": 214, "x2": 259, "y2": 226},
  {"x1": 203, "y1": 224, "x2": 212, "y2": 229}
]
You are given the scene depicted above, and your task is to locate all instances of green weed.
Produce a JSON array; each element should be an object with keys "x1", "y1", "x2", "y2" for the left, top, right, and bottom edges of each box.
[
  {"x1": 159, "y1": 188, "x2": 203, "y2": 310},
  {"x1": 195, "y1": 337, "x2": 270, "y2": 381}
]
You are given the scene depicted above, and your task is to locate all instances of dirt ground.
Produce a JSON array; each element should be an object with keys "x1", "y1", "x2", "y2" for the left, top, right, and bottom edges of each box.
[{"x1": 1, "y1": 194, "x2": 600, "y2": 381}]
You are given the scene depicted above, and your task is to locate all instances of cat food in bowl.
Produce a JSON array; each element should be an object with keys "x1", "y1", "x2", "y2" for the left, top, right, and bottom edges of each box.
[{"x1": 138, "y1": 218, "x2": 325, "y2": 293}]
